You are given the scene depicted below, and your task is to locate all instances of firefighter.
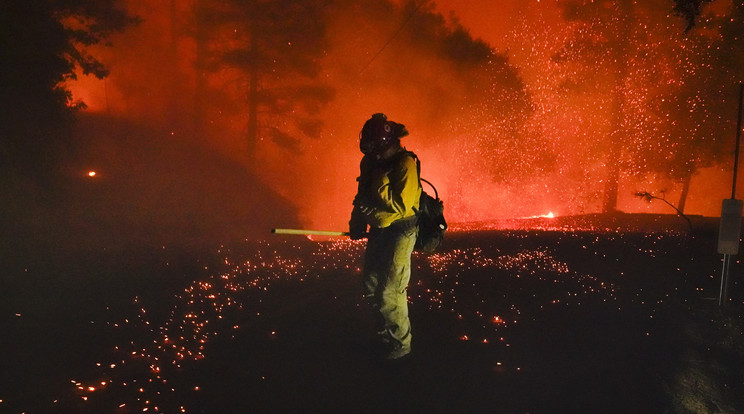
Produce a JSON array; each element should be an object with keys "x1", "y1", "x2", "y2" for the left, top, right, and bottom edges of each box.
[{"x1": 349, "y1": 113, "x2": 421, "y2": 360}]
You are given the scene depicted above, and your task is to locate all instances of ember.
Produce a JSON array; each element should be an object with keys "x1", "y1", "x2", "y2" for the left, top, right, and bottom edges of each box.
[{"x1": 3, "y1": 0, "x2": 744, "y2": 413}]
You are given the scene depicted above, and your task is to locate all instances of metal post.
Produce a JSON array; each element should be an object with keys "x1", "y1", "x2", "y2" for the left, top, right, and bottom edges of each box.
[
  {"x1": 718, "y1": 82, "x2": 744, "y2": 307},
  {"x1": 731, "y1": 82, "x2": 744, "y2": 199},
  {"x1": 719, "y1": 254, "x2": 731, "y2": 306}
]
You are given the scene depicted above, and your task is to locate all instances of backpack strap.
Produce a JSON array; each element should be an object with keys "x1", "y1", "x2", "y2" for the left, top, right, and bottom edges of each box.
[
  {"x1": 401, "y1": 150, "x2": 439, "y2": 201},
  {"x1": 421, "y1": 178, "x2": 439, "y2": 200},
  {"x1": 404, "y1": 150, "x2": 421, "y2": 177}
]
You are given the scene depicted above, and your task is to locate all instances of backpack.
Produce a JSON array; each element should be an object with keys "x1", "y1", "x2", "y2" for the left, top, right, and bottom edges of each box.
[{"x1": 405, "y1": 152, "x2": 447, "y2": 253}]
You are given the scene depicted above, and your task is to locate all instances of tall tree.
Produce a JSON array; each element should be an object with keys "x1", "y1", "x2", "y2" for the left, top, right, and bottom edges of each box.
[
  {"x1": 553, "y1": 0, "x2": 635, "y2": 213},
  {"x1": 553, "y1": 0, "x2": 726, "y2": 213},
  {"x1": 0, "y1": 0, "x2": 136, "y2": 181},
  {"x1": 193, "y1": 0, "x2": 333, "y2": 162},
  {"x1": 661, "y1": 0, "x2": 744, "y2": 209},
  {"x1": 555, "y1": 0, "x2": 742, "y2": 214}
]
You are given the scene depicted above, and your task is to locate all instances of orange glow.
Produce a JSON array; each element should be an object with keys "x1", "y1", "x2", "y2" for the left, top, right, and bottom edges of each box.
[
  {"x1": 62, "y1": 0, "x2": 736, "y2": 236},
  {"x1": 65, "y1": 74, "x2": 108, "y2": 113}
]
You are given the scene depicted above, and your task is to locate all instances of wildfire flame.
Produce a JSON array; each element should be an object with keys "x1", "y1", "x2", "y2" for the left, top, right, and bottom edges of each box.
[{"x1": 523, "y1": 211, "x2": 556, "y2": 219}]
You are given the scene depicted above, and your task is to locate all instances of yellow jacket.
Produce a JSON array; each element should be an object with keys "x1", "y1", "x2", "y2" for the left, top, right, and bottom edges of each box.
[{"x1": 351, "y1": 149, "x2": 421, "y2": 229}]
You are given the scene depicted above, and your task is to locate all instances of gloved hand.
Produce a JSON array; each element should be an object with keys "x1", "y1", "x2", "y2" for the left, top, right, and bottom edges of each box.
[
  {"x1": 349, "y1": 220, "x2": 367, "y2": 240},
  {"x1": 350, "y1": 198, "x2": 371, "y2": 239},
  {"x1": 349, "y1": 228, "x2": 367, "y2": 240}
]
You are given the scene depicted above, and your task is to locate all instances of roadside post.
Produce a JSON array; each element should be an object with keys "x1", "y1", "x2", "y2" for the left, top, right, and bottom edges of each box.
[
  {"x1": 718, "y1": 82, "x2": 744, "y2": 307},
  {"x1": 718, "y1": 199, "x2": 742, "y2": 306}
]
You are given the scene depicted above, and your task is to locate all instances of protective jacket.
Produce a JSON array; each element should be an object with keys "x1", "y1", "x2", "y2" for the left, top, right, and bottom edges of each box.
[{"x1": 350, "y1": 149, "x2": 421, "y2": 230}]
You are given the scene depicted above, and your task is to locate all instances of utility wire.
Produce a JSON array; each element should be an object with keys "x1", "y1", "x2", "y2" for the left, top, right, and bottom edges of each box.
[{"x1": 359, "y1": 1, "x2": 426, "y2": 74}]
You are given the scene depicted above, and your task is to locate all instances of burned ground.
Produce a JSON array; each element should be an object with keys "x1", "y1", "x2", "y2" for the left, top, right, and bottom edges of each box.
[{"x1": 2, "y1": 219, "x2": 744, "y2": 413}]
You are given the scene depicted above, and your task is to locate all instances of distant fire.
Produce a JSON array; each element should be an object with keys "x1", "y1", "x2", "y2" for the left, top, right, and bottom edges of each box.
[
  {"x1": 523, "y1": 212, "x2": 556, "y2": 219},
  {"x1": 88, "y1": 171, "x2": 97, "y2": 177}
]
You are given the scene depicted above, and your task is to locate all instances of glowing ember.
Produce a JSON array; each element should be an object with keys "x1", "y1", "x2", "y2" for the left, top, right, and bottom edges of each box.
[
  {"x1": 88, "y1": 171, "x2": 96, "y2": 177},
  {"x1": 40, "y1": 222, "x2": 721, "y2": 412}
]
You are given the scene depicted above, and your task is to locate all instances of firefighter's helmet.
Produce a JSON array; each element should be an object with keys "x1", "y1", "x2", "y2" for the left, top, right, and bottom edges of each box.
[{"x1": 359, "y1": 113, "x2": 408, "y2": 155}]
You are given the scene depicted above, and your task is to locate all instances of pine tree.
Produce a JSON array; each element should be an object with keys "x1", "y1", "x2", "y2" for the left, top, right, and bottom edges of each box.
[
  {"x1": 553, "y1": 0, "x2": 635, "y2": 213},
  {"x1": 0, "y1": 0, "x2": 136, "y2": 181},
  {"x1": 193, "y1": 0, "x2": 333, "y2": 162},
  {"x1": 654, "y1": 1, "x2": 744, "y2": 211}
]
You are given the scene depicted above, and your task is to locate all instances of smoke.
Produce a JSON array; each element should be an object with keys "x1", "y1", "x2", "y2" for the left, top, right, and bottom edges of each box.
[
  {"x1": 436, "y1": 0, "x2": 742, "y2": 220},
  {"x1": 283, "y1": 1, "x2": 537, "y2": 229},
  {"x1": 66, "y1": 0, "x2": 529, "y2": 233},
  {"x1": 62, "y1": 0, "x2": 741, "y2": 241}
]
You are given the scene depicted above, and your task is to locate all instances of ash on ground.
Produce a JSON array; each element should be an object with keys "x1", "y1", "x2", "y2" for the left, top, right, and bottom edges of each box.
[{"x1": 2, "y1": 215, "x2": 743, "y2": 413}]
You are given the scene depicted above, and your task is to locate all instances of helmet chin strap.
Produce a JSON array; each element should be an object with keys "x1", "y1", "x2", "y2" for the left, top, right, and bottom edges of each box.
[{"x1": 375, "y1": 142, "x2": 401, "y2": 161}]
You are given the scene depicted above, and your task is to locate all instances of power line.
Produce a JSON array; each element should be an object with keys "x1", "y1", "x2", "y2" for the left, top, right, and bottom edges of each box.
[{"x1": 359, "y1": 1, "x2": 426, "y2": 74}]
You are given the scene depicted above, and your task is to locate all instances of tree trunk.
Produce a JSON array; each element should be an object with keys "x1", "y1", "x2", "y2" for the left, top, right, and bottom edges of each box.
[
  {"x1": 603, "y1": 119, "x2": 621, "y2": 212},
  {"x1": 246, "y1": 24, "x2": 259, "y2": 162},
  {"x1": 602, "y1": 0, "x2": 633, "y2": 213},
  {"x1": 167, "y1": 0, "x2": 179, "y2": 129},
  {"x1": 677, "y1": 172, "x2": 692, "y2": 214},
  {"x1": 193, "y1": 0, "x2": 208, "y2": 138}
]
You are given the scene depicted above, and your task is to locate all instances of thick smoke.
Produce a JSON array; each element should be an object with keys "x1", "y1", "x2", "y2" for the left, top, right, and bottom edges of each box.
[
  {"x1": 67, "y1": 0, "x2": 532, "y2": 235},
  {"x1": 63, "y1": 0, "x2": 743, "y2": 240}
]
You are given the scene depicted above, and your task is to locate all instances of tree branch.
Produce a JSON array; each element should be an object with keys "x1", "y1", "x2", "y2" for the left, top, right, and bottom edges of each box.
[{"x1": 634, "y1": 191, "x2": 693, "y2": 231}]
